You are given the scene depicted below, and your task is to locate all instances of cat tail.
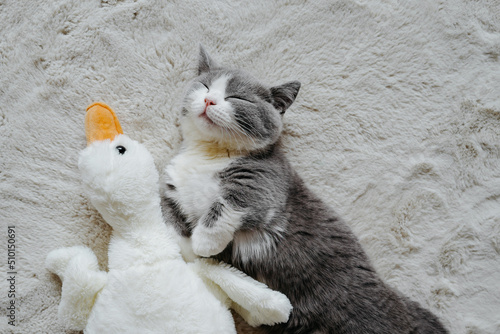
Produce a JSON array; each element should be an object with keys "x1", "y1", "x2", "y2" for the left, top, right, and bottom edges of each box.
[{"x1": 402, "y1": 296, "x2": 449, "y2": 333}]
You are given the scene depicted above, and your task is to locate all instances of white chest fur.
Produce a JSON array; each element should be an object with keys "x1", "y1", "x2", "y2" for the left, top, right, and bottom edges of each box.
[{"x1": 164, "y1": 146, "x2": 235, "y2": 222}]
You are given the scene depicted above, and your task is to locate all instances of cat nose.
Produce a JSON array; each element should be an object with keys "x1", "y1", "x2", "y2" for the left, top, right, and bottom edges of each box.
[{"x1": 204, "y1": 98, "x2": 216, "y2": 107}]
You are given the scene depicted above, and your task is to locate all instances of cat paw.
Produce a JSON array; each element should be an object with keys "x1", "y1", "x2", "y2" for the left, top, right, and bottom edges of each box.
[{"x1": 191, "y1": 224, "x2": 232, "y2": 257}]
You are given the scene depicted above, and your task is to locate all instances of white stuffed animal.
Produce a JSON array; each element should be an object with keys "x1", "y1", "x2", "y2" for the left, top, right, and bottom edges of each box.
[{"x1": 46, "y1": 103, "x2": 292, "y2": 333}]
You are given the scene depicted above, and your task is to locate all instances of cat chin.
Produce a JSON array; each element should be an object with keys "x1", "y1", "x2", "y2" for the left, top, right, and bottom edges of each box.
[{"x1": 181, "y1": 116, "x2": 274, "y2": 153}]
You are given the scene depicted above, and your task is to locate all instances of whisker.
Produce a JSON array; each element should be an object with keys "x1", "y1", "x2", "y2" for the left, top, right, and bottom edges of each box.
[
  {"x1": 227, "y1": 123, "x2": 258, "y2": 149},
  {"x1": 232, "y1": 123, "x2": 260, "y2": 148},
  {"x1": 217, "y1": 119, "x2": 243, "y2": 149},
  {"x1": 233, "y1": 118, "x2": 264, "y2": 139}
]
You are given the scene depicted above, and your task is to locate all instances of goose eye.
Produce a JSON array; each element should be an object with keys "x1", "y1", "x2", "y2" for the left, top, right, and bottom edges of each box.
[{"x1": 116, "y1": 146, "x2": 127, "y2": 155}]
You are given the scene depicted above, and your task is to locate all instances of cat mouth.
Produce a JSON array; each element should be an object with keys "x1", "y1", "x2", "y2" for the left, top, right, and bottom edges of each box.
[{"x1": 199, "y1": 110, "x2": 216, "y2": 125}]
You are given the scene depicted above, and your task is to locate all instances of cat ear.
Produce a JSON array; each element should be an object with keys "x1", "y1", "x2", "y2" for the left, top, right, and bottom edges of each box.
[
  {"x1": 270, "y1": 81, "x2": 301, "y2": 114},
  {"x1": 198, "y1": 45, "x2": 218, "y2": 75}
]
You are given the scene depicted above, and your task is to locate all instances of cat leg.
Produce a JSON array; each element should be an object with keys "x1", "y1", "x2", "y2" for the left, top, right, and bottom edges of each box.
[
  {"x1": 191, "y1": 201, "x2": 244, "y2": 257},
  {"x1": 193, "y1": 258, "x2": 292, "y2": 327},
  {"x1": 46, "y1": 246, "x2": 107, "y2": 330}
]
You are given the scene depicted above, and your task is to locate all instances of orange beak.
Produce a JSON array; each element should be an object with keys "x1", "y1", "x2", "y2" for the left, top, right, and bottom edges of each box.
[{"x1": 85, "y1": 102, "x2": 123, "y2": 146}]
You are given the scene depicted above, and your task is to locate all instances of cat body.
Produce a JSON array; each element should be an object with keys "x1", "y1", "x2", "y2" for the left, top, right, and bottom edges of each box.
[{"x1": 162, "y1": 47, "x2": 448, "y2": 333}]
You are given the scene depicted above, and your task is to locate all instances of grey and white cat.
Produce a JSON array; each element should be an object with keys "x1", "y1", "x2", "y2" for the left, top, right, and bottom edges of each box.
[{"x1": 161, "y1": 47, "x2": 448, "y2": 334}]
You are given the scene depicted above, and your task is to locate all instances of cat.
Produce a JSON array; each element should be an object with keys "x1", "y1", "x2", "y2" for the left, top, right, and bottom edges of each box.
[{"x1": 161, "y1": 46, "x2": 448, "y2": 334}]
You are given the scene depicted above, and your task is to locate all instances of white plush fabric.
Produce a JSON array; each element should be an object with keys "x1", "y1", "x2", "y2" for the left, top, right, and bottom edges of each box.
[
  {"x1": 1, "y1": 0, "x2": 499, "y2": 333},
  {"x1": 43, "y1": 132, "x2": 291, "y2": 333}
]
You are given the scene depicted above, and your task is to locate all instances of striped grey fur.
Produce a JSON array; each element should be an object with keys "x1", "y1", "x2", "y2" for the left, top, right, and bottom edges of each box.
[{"x1": 161, "y1": 47, "x2": 448, "y2": 333}]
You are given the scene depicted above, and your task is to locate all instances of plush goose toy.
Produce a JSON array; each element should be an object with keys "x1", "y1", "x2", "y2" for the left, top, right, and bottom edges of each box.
[{"x1": 46, "y1": 103, "x2": 292, "y2": 333}]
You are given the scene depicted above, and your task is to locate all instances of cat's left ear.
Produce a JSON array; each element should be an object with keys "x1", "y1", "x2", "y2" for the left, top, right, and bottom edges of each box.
[
  {"x1": 270, "y1": 81, "x2": 301, "y2": 114},
  {"x1": 198, "y1": 45, "x2": 218, "y2": 75}
]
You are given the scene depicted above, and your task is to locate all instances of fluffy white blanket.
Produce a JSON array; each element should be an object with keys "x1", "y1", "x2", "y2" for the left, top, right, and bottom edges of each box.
[{"x1": 1, "y1": 0, "x2": 499, "y2": 333}]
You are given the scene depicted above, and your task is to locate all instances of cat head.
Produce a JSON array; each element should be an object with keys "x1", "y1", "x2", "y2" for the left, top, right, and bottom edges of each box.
[{"x1": 180, "y1": 46, "x2": 300, "y2": 153}]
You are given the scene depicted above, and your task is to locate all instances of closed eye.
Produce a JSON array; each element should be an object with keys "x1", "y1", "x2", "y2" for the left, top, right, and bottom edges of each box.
[
  {"x1": 226, "y1": 96, "x2": 253, "y2": 103},
  {"x1": 200, "y1": 82, "x2": 209, "y2": 90}
]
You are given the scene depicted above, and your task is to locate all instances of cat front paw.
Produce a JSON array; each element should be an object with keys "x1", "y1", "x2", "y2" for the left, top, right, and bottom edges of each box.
[{"x1": 191, "y1": 224, "x2": 232, "y2": 257}]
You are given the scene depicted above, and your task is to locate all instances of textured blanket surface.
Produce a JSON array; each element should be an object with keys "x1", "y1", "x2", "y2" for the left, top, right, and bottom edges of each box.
[{"x1": 1, "y1": 0, "x2": 499, "y2": 333}]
